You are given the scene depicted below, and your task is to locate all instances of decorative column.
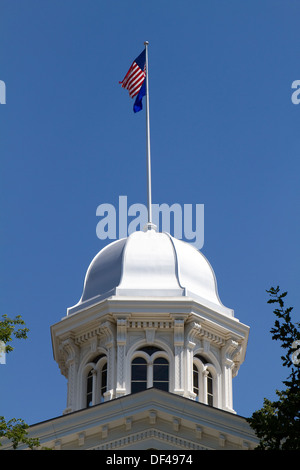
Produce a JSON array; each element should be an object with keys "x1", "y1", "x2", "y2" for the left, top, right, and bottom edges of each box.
[
  {"x1": 60, "y1": 336, "x2": 79, "y2": 414},
  {"x1": 100, "y1": 321, "x2": 115, "y2": 401},
  {"x1": 116, "y1": 318, "x2": 127, "y2": 397},
  {"x1": 173, "y1": 318, "x2": 185, "y2": 395},
  {"x1": 203, "y1": 369, "x2": 209, "y2": 405},
  {"x1": 222, "y1": 339, "x2": 241, "y2": 413},
  {"x1": 91, "y1": 368, "x2": 97, "y2": 406},
  {"x1": 185, "y1": 322, "x2": 201, "y2": 399}
]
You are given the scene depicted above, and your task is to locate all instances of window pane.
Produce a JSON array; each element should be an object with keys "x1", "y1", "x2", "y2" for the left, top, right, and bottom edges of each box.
[
  {"x1": 154, "y1": 357, "x2": 168, "y2": 365},
  {"x1": 153, "y1": 381, "x2": 169, "y2": 392},
  {"x1": 132, "y1": 365, "x2": 147, "y2": 380},
  {"x1": 153, "y1": 358, "x2": 169, "y2": 391},
  {"x1": 153, "y1": 365, "x2": 168, "y2": 381},
  {"x1": 207, "y1": 372, "x2": 213, "y2": 406},
  {"x1": 86, "y1": 370, "x2": 93, "y2": 407},
  {"x1": 101, "y1": 362, "x2": 107, "y2": 398},
  {"x1": 131, "y1": 358, "x2": 147, "y2": 380},
  {"x1": 132, "y1": 357, "x2": 147, "y2": 365},
  {"x1": 131, "y1": 357, "x2": 147, "y2": 394},
  {"x1": 131, "y1": 381, "x2": 147, "y2": 394},
  {"x1": 207, "y1": 373, "x2": 213, "y2": 394},
  {"x1": 193, "y1": 364, "x2": 199, "y2": 396}
]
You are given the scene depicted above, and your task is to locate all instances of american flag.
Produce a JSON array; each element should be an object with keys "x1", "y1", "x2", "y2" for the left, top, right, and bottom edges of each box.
[{"x1": 120, "y1": 49, "x2": 146, "y2": 99}]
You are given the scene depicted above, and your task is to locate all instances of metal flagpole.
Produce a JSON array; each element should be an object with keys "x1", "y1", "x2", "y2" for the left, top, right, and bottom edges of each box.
[{"x1": 144, "y1": 41, "x2": 156, "y2": 231}]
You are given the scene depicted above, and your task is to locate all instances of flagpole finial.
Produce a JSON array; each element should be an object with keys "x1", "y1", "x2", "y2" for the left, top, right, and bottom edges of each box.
[{"x1": 144, "y1": 41, "x2": 149, "y2": 46}]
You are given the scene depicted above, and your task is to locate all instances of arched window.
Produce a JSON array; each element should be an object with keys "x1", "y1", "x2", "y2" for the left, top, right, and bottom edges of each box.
[
  {"x1": 131, "y1": 347, "x2": 169, "y2": 394},
  {"x1": 85, "y1": 354, "x2": 107, "y2": 407},
  {"x1": 193, "y1": 355, "x2": 215, "y2": 407}
]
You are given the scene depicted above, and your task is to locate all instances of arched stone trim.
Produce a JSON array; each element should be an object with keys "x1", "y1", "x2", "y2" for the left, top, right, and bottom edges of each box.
[
  {"x1": 94, "y1": 356, "x2": 108, "y2": 403},
  {"x1": 77, "y1": 349, "x2": 108, "y2": 409},
  {"x1": 204, "y1": 363, "x2": 217, "y2": 407},
  {"x1": 192, "y1": 352, "x2": 221, "y2": 408},
  {"x1": 192, "y1": 356, "x2": 206, "y2": 403},
  {"x1": 126, "y1": 339, "x2": 174, "y2": 394}
]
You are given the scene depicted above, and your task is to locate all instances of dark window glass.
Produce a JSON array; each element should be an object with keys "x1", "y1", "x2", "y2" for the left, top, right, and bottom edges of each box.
[
  {"x1": 101, "y1": 362, "x2": 107, "y2": 400},
  {"x1": 207, "y1": 371, "x2": 213, "y2": 406},
  {"x1": 193, "y1": 364, "x2": 199, "y2": 398},
  {"x1": 131, "y1": 381, "x2": 148, "y2": 394},
  {"x1": 93, "y1": 354, "x2": 105, "y2": 364},
  {"x1": 194, "y1": 354, "x2": 207, "y2": 364},
  {"x1": 86, "y1": 370, "x2": 93, "y2": 408},
  {"x1": 131, "y1": 357, "x2": 147, "y2": 394},
  {"x1": 138, "y1": 346, "x2": 163, "y2": 356},
  {"x1": 153, "y1": 357, "x2": 169, "y2": 392}
]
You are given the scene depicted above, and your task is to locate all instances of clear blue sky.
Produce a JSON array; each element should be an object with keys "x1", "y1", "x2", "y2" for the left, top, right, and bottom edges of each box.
[{"x1": 0, "y1": 1, "x2": 299, "y2": 425}]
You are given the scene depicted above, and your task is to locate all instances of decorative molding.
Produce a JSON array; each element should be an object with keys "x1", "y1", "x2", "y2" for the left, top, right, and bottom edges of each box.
[
  {"x1": 117, "y1": 319, "x2": 127, "y2": 345},
  {"x1": 223, "y1": 339, "x2": 242, "y2": 377},
  {"x1": 74, "y1": 327, "x2": 101, "y2": 346},
  {"x1": 195, "y1": 425, "x2": 203, "y2": 440},
  {"x1": 78, "y1": 432, "x2": 85, "y2": 446},
  {"x1": 199, "y1": 329, "x2": 225, "y2": 346},
  {"x1": 100, "y1": 425, "x2": 108, "y2": 439},
  {"x1": 74, "y1": 321, "x2": 115, "y2": 347},
  {"x1": 145, "y1": 327, "x2": 156, "y2": 344},
  {"x1": 54, "y1": 439, "x2": 62, "y2": 450},
  {"x1": 173, "y1": 418, "x2": 180, "y2": 432},
  {"x1": 219, "y1": 433, "x2": 226, "y2": 447},
  {"x1": 186, "y1": 321, "x2": 225, "y2": 348},
  {"x1": 100, "y1": 321, "x2": 115, "y2": 347},
  {"x1": 116, "y1": 318, "x2": 127, "y2": 394},
  {"x1": 149, "y1": 410, "x2": 157, "y2": 425},
  {"x1": 91, "y1": 428, "x2": 210, "y2": 450},
  {"x1": 186, "y1": 322, "x2": 201, "y2": 349},
  {"x1": 57, "y1": 335, "x2": 78, "y2": 377},
  {"x1": 128, "y1": 320, "x2": 172, "y2": 329},
  {"x1": 173, "y1": 319, "x2": 185, "y2": 347},
  {"x1": 125, "y1": 417, "x2": 132, "y2": 431}
]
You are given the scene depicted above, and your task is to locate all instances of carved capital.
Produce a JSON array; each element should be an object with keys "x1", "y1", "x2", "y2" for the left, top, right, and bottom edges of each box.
[
  {"x1": 116, "y1": 318, "x2": 127, "y2": 345},
  {"x1": 174, "y1": 319, "x2": 185, "y2": 346}
]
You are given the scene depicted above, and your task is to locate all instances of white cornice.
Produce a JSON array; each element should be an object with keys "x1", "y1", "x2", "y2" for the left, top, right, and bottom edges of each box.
[
  {"x1": 1, "y1": 389, "x2": 258, "y2": 450},
  {"x1": 51, "y1": 296, "x2": 249, "y2": 366}
]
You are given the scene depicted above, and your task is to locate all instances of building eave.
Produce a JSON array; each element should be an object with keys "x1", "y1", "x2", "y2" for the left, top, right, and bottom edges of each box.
[{"x1": 0, "y1": 388, "x2": 258, "y2": 450}]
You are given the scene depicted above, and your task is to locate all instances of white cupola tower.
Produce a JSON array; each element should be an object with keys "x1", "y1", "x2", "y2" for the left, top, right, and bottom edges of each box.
[{"x1": 51, "y1": 227, "x2": 249, "y2": 416}]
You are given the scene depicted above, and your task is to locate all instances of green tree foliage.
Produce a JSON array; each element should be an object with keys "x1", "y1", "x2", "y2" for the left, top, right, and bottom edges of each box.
[
  {"x1": 0, "y1": 417, "x2": 40, "y2": 450},
  {"x1": 247, "y1": 287, "x2": 300, "y2": 450},
  {"x1": 0, "y1": 314, "x2": 40, "y2": 450},
  {"x1": 0, "y1": 314, "x2": 29, "y2": 353}
]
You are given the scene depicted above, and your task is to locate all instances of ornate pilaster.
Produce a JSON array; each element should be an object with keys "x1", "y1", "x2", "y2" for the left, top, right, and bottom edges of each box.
[
  {"x1": 100, "y1": 321, "x2": 115, "y2": 399},
  {"x1": 173, "y1": 319, "x2": 185, "y2": 395},
  {"x1": 59, "y1": 335, "x2": 79, "y2": 414},
  {"x1": 222, "y1": 339, "x2": 241, "y2": 413},
  {"x1": 185, "y1": 322, "x2": 201, "y2": 398},
  {"x1": 116, "y1": 318, "x2": 127, "y2": 397}
]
